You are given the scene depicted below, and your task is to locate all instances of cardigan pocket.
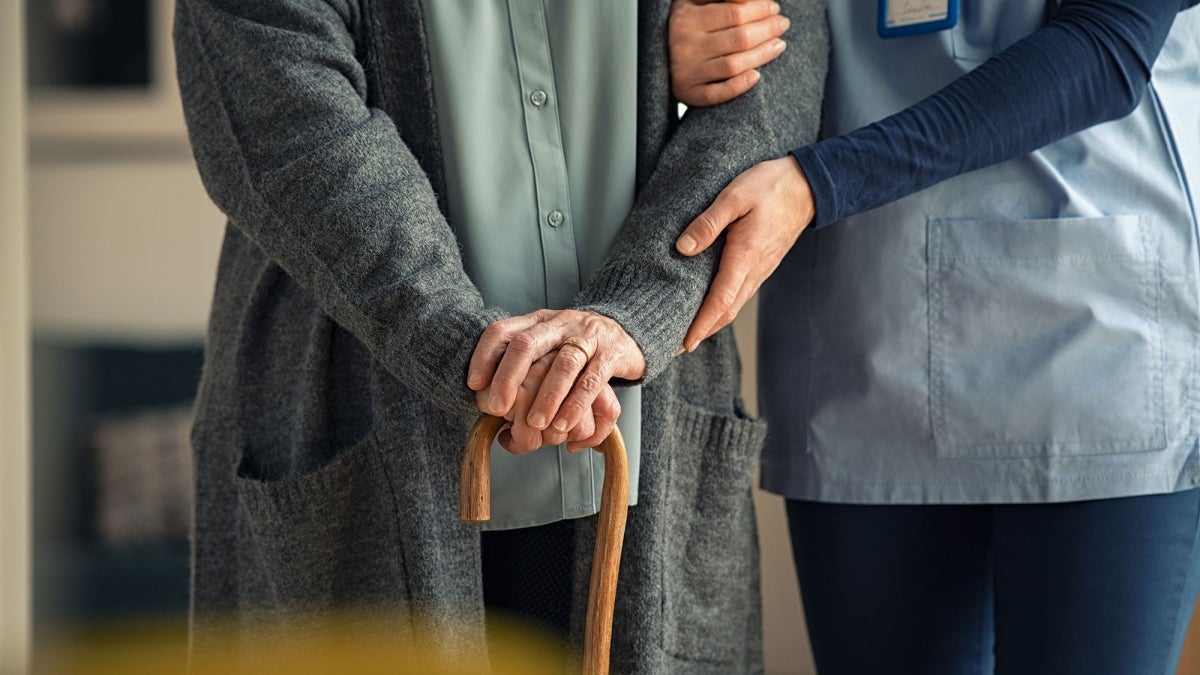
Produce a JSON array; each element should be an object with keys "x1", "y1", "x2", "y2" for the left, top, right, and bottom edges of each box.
[
  {"x1": 660, "y1": 398, "x2": 767, "y2": 669},
  {"x1": 234, "y1": 431, "x2": 409, "y2": 611},
  {"x1": 927, "y1": 215, "x2": 1166, "y2": 458}
]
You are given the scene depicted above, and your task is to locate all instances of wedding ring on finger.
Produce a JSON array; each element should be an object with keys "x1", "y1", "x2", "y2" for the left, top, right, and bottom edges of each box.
[{"x1": 560, "y1": 337, "x2": 593, "y2": 364}]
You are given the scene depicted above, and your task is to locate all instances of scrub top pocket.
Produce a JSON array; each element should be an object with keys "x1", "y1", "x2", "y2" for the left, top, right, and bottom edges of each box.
[{"x1": 927, "y1": 215, "x2": 1166, "y2": 458}]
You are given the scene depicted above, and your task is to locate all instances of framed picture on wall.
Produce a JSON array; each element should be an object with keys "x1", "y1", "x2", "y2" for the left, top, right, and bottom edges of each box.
[{"x1": 27, "y1": 0, "x2": 188, "y2": 148}]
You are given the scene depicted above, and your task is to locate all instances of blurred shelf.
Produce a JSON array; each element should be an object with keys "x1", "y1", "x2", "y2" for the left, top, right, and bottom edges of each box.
[{"x1": 36, "y1": 544, "x2": 189, "y2": 621}]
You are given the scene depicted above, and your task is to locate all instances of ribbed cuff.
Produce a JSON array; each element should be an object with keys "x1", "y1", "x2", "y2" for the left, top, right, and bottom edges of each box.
[
  {"x1": 397, "y1": 306, "x2": 510, "y2": 416},
  {"x1": 790, "y1": 144, "x2": 838, "y2": 230},
  {"x1": 575, "y1": 264, "x2": 695, "y2": 384}
]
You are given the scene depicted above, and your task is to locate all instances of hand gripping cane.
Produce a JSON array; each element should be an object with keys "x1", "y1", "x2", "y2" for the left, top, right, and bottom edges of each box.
[{"x1": 460, "y1": 414, "x2": 629, "y2": 675}]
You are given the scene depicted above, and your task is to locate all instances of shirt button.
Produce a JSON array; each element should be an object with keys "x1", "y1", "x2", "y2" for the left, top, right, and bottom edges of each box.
[
  {"x1": 547, "y1": 210, "x2": 565, "y2": 227},
  {"x1": 530, "y1": 89, "x2": 548, "y2": 107}
]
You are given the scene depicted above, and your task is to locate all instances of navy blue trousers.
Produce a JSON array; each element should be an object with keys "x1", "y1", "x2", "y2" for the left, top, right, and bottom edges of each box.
[{"x1": 787, "y1": 488, "x2": 1200, "y2": 675}]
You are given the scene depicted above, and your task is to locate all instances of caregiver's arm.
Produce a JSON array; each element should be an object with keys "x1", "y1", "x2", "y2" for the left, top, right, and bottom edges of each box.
[{"x1": 676, "y1": 0, "x2": 1198, "y2": 350}]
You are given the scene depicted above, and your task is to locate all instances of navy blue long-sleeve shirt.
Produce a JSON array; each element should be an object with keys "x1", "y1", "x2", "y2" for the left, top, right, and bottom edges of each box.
[{"x1": 793, "y1": 0, "x2": 1200, "y2": 230}]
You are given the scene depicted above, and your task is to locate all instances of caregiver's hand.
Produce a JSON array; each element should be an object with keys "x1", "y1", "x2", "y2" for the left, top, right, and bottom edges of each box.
[
  {"x1": 468, "y1": 309, "x2": 645, "y2": 450},
  {"x1": 676, "y1": 156, "x2": 815, "y2": 352},
  {"x1": 475, "y1": 351, "x2": 623, "y2": 454},
  {"x1": 669, "y1": 0, "x2": 790, "y2": 107}
]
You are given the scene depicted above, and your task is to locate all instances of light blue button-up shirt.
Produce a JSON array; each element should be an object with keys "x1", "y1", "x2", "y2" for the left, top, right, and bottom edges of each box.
[{"x1": 420, "y1": 0, "x2": 641, "y2": 529}]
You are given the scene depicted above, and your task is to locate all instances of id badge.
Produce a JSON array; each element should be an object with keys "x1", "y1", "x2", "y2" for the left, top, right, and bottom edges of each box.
[{"x1": 878, "y1": 0, "x2": 958, "y2": 38}]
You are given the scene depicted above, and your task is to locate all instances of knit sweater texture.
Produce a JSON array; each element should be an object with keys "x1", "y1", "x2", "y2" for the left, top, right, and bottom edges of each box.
[{"x1": 175, "y1": 0, "x2": 827, "y2": 672}]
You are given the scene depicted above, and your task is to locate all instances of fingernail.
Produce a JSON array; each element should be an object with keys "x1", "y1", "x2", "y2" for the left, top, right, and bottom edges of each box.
[
  {"x1": 553, "y1": 419, "x2": 568, "y2": 432},
  {"x1": 685, "y1": 341, "x2": 697, "y2": 353},
  {"x1": 775, "y1": 39, "x2": 787, "y2": 52},
  {"x1": 467, "y1": 372, "x2": 482, "y2": 388},
  {"x1": 749, "y1": 70, "x2": 762, "y2": 85},
  {"x1": 529, "y1": 412, "x2": 546, "y2": 429},
  {"x1": 771, "y1": 2, "x2": 781, "y2": 13},
  {"x1": 677, "y1": 234, "x2": 697, "y2": 255},
  {"x1": 674, "y1": 347, "x2": 685, "y2": 357},
  {"x1": 782, "y1": 17, "x2": 792, "y2": 31},
  {"x1": 488, "y1": 392, "x2": 503, "y2": 413}
]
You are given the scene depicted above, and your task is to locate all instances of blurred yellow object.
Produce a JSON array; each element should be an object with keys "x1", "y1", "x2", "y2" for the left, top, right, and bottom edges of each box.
[{"x1": 36, "y1": 612, "x2": 572, "y2": 675}]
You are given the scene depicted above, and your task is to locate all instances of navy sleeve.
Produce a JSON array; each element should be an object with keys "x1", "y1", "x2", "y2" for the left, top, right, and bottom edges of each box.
[{"x1": 794, "y1": 0, "x2": 1197, "y2": 230}]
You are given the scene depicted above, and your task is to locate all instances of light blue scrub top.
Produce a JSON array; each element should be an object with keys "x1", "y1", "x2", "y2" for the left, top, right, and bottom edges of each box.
[
  {"x1": 759, "y1": 1, "x2": 1200, "y2": 504},
  {"x1": 420, "y1": 0, "x2": 641, "y2": 529}
]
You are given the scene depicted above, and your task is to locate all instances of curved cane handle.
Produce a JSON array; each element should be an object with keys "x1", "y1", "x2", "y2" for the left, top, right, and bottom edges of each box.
[
  {"x1": 459, "y1": 415, "x2": 507, "y2": 522},
  {"x1": 459, "y1": 414, "x2": 628, "y2": 675}
]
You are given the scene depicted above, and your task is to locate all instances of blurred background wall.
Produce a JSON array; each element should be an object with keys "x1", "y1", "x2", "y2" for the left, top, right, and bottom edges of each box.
[
  {"x1": 25, "y1": 0, "x2": 221, "y2": 665},
  {"x1": 3, "y1": 1, "x2": 32, "y2": 673}
]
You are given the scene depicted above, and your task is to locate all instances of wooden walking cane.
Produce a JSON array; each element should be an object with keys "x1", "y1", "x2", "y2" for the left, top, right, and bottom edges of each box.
[{"x1": 460, "y1": 414, "x2": 629, "y2": 675}]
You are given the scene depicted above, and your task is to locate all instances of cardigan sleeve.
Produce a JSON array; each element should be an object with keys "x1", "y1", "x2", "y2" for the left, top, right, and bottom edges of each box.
[
  {"x1": 174, "y1": 0, "x2": 504, "y2": 415},
  {"x1": 572, "y1": 0, "x2": 830, "y2": 382},
  {"x1": 794, "y1": 0, "x2": 1199, "y2": 231}
]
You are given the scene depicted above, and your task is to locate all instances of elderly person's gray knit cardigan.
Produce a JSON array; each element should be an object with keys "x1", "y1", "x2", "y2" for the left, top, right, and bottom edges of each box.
[{"x1": 175, "y1": 0, "x2": 826, "y2": 672}]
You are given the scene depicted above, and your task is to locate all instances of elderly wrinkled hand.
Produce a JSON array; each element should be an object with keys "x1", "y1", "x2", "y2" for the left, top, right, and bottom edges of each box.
[
  {"x1": 468, "y1": 309, "x2": 645, "y2": 453},
  {"x1": 474, "y1": 351, "x2": 623, "y2": 455},
  {"x1": 675, "y1": 156, "x2": 815, "y2": 352},
  {"x1": 669, "y1": 0, "x2": 790, "y2": 107}
]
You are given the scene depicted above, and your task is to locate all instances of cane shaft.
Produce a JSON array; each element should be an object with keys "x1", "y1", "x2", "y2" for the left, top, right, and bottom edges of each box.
[
  {"x1": 583, "y1": 426, "x2": 628, "y2": 675},
  {"x1": 459, "y1": 415, "x2": 628, "y2": 675}
]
